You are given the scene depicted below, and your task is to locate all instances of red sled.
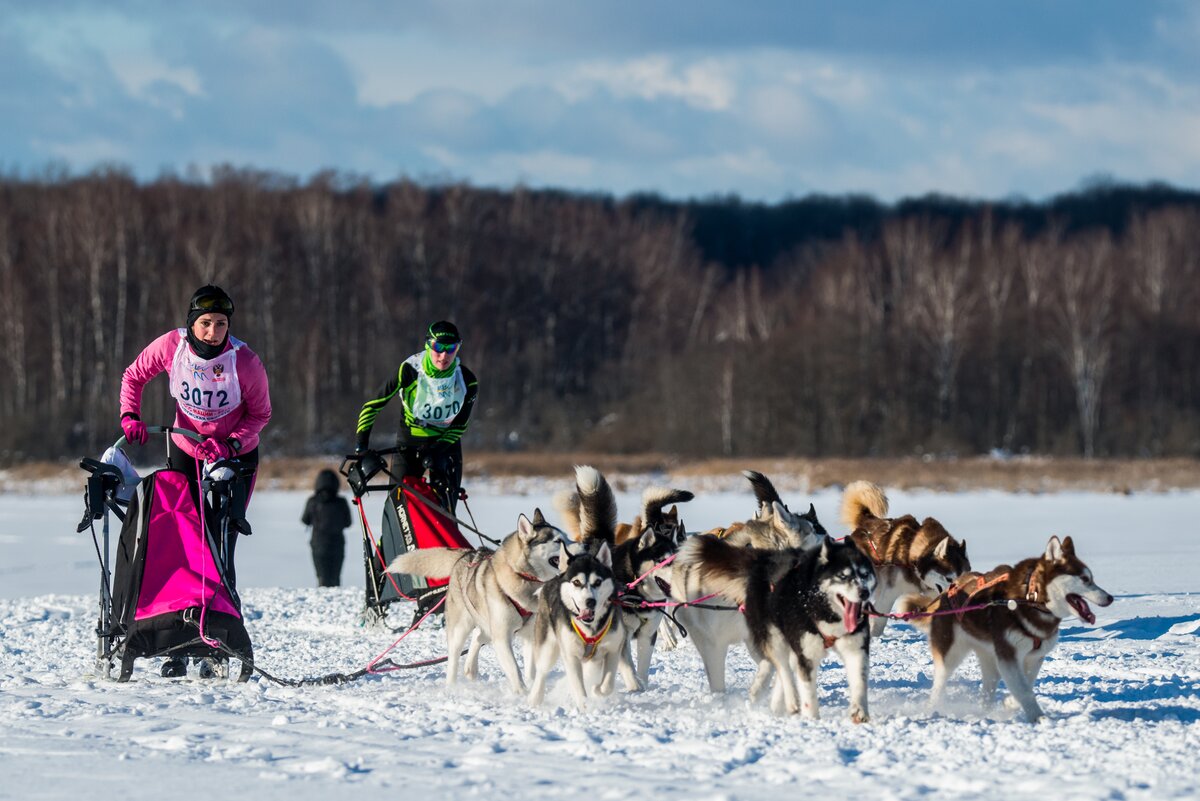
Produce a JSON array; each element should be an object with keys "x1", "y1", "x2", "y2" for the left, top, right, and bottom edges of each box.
[{"x1": 364, "y1": 475, "x2": 470, "y2": 612}]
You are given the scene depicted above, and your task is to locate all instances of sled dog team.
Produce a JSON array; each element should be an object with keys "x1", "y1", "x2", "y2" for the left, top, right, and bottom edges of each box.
[{"x1": 390, "y1": 466, "x2": 1113, "y2": 722}]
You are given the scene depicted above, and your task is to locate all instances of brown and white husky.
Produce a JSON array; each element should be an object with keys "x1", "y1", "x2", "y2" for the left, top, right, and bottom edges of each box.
[
  {"x1": 841, "y1": 480, "x2": 971, "y2": 636},
  {"x1": 899, "y1": 535, "x2": 1113, "y2": 722}
]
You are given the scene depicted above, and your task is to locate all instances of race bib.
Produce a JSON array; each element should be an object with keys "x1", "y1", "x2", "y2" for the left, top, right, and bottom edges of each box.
[
  {"x1": 168, "y1": 329, "x2": 244, "y2": 423},
  {"x1": 405, "y1": 354, "x2": 467, "y2": 428}
]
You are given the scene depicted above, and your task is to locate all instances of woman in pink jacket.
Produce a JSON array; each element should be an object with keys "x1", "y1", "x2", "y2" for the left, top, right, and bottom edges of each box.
[{"x1": 118, "y1": 284, "x2": 271, "y2": 584}]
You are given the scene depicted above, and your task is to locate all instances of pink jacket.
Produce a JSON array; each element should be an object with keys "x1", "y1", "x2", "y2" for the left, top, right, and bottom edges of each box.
[{"x1": 120, "y1": 330, "x2": 272, "y2": 457}]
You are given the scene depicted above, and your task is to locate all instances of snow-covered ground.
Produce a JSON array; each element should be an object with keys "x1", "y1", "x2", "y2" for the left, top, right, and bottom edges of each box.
[{"x1": 2, "y1": 480, "x2": 1198, "y2": 800}]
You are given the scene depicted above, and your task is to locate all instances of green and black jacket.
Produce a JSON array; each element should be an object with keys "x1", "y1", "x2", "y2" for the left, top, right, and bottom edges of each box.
[{"x1": 355, "y1": 353, "x2": 478, "y2": 450}]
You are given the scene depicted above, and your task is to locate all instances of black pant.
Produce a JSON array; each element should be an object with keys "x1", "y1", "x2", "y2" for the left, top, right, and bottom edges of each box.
[
  {"x1": 168, "y1": 438, "x2": 259, "y2": 590},
  {"x1": 311, "y1": 543, "x2": 344, "y2": 587},
  {"x1": 394, "y1": 441, "x2": 462, "y2": 514}
]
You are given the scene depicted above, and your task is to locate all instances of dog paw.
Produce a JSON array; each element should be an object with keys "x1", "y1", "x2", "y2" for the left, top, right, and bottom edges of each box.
[{"x1": 849, "y1": 706, "x2": 870, "y2": 724}]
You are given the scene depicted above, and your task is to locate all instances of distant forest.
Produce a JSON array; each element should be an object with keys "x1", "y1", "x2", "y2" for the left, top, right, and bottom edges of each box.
[{"x1": 2, "y1": 169, "x2": 1198, "y2": 462}]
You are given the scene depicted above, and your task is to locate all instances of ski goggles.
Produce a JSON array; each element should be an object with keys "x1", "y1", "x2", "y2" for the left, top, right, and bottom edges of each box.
[
  {"x1": 428, "y1": 339, "x2": 460, "y2": 354},
  {"x1": 190, "y1": 295, "x2": 234, "y2": 315}
]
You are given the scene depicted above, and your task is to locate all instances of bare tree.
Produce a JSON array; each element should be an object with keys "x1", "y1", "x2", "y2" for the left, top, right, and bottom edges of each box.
[{"x1": 1051, "y1": 231, "x2": 1116, "y2": 458}]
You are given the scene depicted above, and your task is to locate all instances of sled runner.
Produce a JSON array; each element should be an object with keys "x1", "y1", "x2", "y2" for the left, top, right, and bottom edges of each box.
[
  {"x1": 341, "y1": 448, "x2": 472, "y2": 626},
  {"x1": 78, "y1": 426, "x2": 254, "y2": 682}
]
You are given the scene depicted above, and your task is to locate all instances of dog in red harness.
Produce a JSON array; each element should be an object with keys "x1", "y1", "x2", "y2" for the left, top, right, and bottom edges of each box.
[
  {"x1": 388, "y1": 508, "x2": 570, "y2": 694},
  {"x1": 899, "y1": 535, "x2": 1113, "y2": 722}
]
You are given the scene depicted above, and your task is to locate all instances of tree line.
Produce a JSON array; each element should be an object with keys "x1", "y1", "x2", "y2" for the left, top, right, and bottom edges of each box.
[{"x1": 1, "y1": 168, "x2": 1197, "y2": 462}]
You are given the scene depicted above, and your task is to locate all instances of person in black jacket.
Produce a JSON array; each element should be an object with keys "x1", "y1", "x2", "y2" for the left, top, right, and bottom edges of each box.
[
  {"x1": 302, "y1": 469, "x2": 353, "y2": 587},
  {"x1": 353, "y1": 320, "x2": 478, "y2": 513}
]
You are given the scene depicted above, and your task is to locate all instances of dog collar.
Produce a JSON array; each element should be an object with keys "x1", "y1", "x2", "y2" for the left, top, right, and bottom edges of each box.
[
  {"x1": 515, "y1": 571, "x2": 543, "y2": 584},
  {"x1": 570, "y1": 610, "x2": 614, "y2": 660}
]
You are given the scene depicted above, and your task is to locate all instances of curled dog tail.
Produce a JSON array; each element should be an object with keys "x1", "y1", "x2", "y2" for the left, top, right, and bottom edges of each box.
[
  {"x1": 742, "y1": 470, "x2": 781, "y2": 515},
  {"x1": 388, "y1": 547, "x2": 471, "y2": 580},
  {"x1": 896, "y1": 593, "x2": 937, "y2": 632},
  {"x1": 553, "y1": 487, "x2": 582, "y2": 541},
  {"x1": 642, "y1": 486, "x2": 694, "y2": 528},
  {"x1": 675, "y1": 534, "x2": 753, "y2": 605},
  {"x1": 575, "y1": 465, "x2": 617, "y2": 550},
  {"x1": 841, "y1": 480, "x2": 889, "y2": 529}
]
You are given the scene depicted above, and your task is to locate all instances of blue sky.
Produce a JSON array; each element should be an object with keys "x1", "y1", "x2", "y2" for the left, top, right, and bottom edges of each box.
[{"x1": 2, "y1": 1, "x2": 1198, "y2": 201}]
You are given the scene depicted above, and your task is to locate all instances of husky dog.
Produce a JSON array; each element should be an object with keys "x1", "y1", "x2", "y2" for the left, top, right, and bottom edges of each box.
[
  {"x1": 387, "y1": 509, "x2": 568, "y2": 693},
  {"x1": 614, "y1": 487, "x2": 692, "y2": 546},
  {"x1": 899, "y1": 535, "x2": 1113, "y2": 722},
  {"x1": 712, "y1": 470, "x2": 826, "y2": 549},
  {"x1": 556, "y1": 468, "x2": 689, "y2": 685},
  {"x1": 528, "y1": 470, "x2": 638, "y2": 711},
  {"x1": 678, "y1": 534, "x2": 876, "y2": 720},
  {"x1": 841, "y1": 480, "x2": 971, "y2": 637},
  {"x1": 671, "y1": 470, "x2": 828, "y2": 692}
]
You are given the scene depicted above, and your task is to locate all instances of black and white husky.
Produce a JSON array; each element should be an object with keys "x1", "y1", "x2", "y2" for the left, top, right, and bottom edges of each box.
[
  {"x1": 677, "y1": 535, "x2": 877, "y2": 721},
  {"x1": 388, "y1": 509, "x2": 569, "y2": 693},
  {"x1": 529, "y1": 468, "x2": 639, "y2": 711},
  {"x1": 671, "y1": 470, "x2": 829, "y2": 693},
  {"x1": 557, "y1": 467, "x2": 692, "y2": 685}
]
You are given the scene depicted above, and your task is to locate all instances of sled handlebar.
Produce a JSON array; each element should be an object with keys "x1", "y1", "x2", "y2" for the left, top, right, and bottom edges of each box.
[{"x1": 113, "y1": 425, "x2": 204, "y2": 451}]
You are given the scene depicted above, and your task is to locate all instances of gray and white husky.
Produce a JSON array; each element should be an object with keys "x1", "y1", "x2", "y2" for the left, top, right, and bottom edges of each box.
[
  {"x1": 677, "y1": 534, "x2": 877, "y2": 721},
  {"x1": 529, "y1": 468, "x2": 639, "y2": 711},
  {"x1": 671, "y1": 470, "x2": 828, "y2": 693},
  {"x1": 388, "y1": 509, "x2": 569, "y2": 694},
  {"x1": 557, "y1": 467, "x2": 693, "y2": 685},
  {"x1": 899, "y1": 535, "x2": 1113, "y2": 722}
]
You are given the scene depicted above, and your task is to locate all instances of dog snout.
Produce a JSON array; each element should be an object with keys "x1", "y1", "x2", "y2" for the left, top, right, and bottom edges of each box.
[{"x1": 585, "y1": 597, "x2": 597, "y2": 609}]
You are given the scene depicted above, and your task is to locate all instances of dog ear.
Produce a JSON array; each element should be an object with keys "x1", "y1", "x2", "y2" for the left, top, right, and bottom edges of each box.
[
  {"x1": 807, "y1": 502, "x2": 817, "y2": 520},
  {"x1": 1061, "y1": 536, "x2": 1076, "y2": 557},
  {"x1": 933, "y1": 538, "x2": 949, "y2": 559},
  {"x1": 675, "y1": 517, "x2": 688, "y2": 545},
  {"x1": 818, "y1": 538, "x2": 831, "y2": 565},
  {"x1": 518, "y1": 513, "x2": 535, "y2": 542},
  {"x1": 1043, "y1": 536, "x2": 1064, "y2": 561},
  {"x1": 596, "y1": 540, "x2": 612, "y2": 569},
  {"x1": 531, "y1": 507, "x2": 546, "y2": 526},
  {"x1": 638, "y1": 527, "x2": 656, "y2": 550},
  {"x1": 558, "y1": 542, "x2": 571, "y2": 574}
]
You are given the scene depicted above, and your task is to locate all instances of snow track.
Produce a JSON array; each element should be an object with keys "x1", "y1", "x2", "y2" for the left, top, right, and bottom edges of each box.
[{"x1": 1, "y1": 488, "x2": 1198, "y2": 799}]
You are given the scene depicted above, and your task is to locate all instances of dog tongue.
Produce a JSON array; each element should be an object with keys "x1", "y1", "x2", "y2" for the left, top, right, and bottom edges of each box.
[
  {"x1": 1069, "y1": 595, "x2": 1095, "y2": 624},
  {"x1": 842, "y1": 597, "x2": 861, "y2": 633}
]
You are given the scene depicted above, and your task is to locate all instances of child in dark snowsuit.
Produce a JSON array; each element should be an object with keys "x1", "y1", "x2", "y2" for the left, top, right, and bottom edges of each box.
[{"x1": 302, "y1": 469, "x2": 352, "y2": 587}]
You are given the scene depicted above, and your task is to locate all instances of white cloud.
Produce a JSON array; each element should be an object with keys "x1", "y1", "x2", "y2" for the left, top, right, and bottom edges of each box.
[{"x1": 565, "y1": 55, "x2": 737, "y2": 111}]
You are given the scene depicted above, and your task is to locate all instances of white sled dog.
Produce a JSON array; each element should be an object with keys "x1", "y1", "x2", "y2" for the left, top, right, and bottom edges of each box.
[
  {"x1": 841, "y1": 480, "x2": 972, "y2": 636},
  {"x1": 672, "y1": 470, "x2": 828, "y2": 693},
  {"x1": 529, "y1": 467, "x2": 639, "y2": 710},
  {"x1": 557, "y1": 471, "x2": 693, "y2": 685},
  {"x1": 677, "y1": 534, "x2": 877, "y2": 721},
  {"x1": 388, "y1": 509, "x2": 569, "y2": 693},
  {"x1": 899, "y1": 535, "x2": 1113, "y2": 722}
]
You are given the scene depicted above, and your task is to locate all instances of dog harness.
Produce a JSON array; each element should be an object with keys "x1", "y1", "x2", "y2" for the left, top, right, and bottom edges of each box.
[
  {"x1": 570, "y1": 610, "x2": 615, "y2": 660},
  {"x1": 504, "y1": 592, "x2": 534, "y2": 620}
]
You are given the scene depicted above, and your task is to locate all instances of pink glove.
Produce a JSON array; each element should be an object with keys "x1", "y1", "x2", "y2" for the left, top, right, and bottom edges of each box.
[
  {"x1": 195, "y1": 438, "x2": 233, "y2": 463},
  {"x1": 121, "y1": 415, "x2": 148, "y2": 445}
]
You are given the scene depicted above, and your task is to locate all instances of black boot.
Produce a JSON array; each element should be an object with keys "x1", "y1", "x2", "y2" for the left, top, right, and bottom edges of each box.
[{"x1": 161, "y1": 656, "x2": 187, "y2": 678}]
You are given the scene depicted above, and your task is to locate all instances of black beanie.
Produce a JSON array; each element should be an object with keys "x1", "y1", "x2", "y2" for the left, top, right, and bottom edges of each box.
[
  {"x1": 426, "y1": 320, "x2": 461, "y2": 345},
  {"x1": 187, "y1": 285, "x2": 235, "y2": 327}
]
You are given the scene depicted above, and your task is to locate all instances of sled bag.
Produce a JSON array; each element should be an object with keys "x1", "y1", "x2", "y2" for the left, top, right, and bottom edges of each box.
[
  {"x1": 109, "y1": 468, "x2": 249, "y2": 659},
  {"x1": 372, "y1": 476, "x2": 471, "y2": 604}
]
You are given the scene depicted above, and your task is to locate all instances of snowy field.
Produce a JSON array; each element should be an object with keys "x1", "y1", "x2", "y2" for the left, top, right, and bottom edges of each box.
[{"x1": 2, "y1": 480, "x2": 1199, "y2": 800}]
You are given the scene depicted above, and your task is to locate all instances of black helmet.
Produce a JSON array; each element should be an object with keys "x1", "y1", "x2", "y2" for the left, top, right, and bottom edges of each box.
[
  {"x1": 426, "y1": 320, "x2": 461, "y2": 346},
  {"x1": 188, "y1": 285, "x2": 234, "y2": 324}
]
